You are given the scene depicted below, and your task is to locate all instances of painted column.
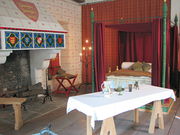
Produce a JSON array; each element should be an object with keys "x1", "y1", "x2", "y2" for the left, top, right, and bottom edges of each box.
[
  {"x1": 91, "y1": 8, "x2": 95, "y2": 93},
  {"x1": 162, "y1": 0, "x2": 167, "y2": 87}
]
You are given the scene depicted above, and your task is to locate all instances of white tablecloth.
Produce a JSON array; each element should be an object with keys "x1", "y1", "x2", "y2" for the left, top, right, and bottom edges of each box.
[{"x1": 67, "y1": 85, "x2": 175, "y2": 128}]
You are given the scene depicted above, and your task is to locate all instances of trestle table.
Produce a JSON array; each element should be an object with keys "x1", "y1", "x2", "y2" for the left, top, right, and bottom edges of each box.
[{"x1": 67, "y1": 85, "x2": 175, "y2": 135}]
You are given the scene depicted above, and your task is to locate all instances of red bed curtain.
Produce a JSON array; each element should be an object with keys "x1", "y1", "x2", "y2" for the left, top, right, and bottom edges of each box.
[
  {"x1": 94, "y1": 23, "x2": 106, "y2": 92},
  {"x1": 151, "y1": 19, "x2": 162, "y2": 87},
  {"x1": 118, "y1": 32, "x2": 152, "y2": 66},
  {"x1": 170, "y1": 25, "x2": 179, "y2": 90}
]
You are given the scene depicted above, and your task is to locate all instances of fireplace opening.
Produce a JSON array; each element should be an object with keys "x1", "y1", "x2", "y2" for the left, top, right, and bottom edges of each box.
[
  {"x1": 0, "y1": 50, "x2": 31, "y2": 93},
  {"x1": 0, "y1": 49, "x2": 47, "y2": 102}
]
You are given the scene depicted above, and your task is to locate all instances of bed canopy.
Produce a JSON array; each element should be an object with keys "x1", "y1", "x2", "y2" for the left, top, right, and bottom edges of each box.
[{"x1": 89, "y1": 0, "x2": 178, "y2": 93}]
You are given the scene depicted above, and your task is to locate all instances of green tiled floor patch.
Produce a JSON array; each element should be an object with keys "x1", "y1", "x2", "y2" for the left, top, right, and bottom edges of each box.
[{"x1": 139, "y1": 98, "x2": 174, "y2": 114}]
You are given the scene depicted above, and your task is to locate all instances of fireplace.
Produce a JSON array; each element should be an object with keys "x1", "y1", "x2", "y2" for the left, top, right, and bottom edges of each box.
[{"x1": 0, "y1": 49, "x2": 60, "y2": 95}]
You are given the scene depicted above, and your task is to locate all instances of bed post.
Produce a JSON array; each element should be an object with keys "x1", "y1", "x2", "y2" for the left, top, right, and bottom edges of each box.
[
  {"x1": 162, "y1": 0, "x2": 167, "y2": 87},
  {"x1": 91, "y1": 8, "x2": 95, "y2": 93}
]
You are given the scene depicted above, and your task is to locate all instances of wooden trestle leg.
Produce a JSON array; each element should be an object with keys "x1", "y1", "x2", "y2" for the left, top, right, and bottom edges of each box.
[
  {"x1": 13, "y1": 104, "x2": 23, "y2": 130},
  {"x1": 87, "y1": 116, "x2": 92, "y2": 135},
  {"x1": 86, "y1": 116, "x2": 117, "y2": 135},
  {"x1": 134, "y1": 109, "x2": 139, "y2": 124},
  {"x1": 148, "y1": 100, "x2": 164, "y2": 134},
  {"x1": 100, "y1": 117, "x2": 117, "y2": 135}
]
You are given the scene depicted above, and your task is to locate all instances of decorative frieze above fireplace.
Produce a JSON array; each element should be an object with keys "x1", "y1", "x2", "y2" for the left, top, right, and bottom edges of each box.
[{"x1": 0, "y1": 30, "x2": 65, "y2": 50}]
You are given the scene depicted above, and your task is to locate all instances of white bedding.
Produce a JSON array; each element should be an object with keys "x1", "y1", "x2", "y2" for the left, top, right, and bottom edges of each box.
[
  {"x1": 107, "y1": 75, "x2": 151, "y2": 88},
  {"x1": 106, "y1": 62, "x2": 152, "y2": 88}
]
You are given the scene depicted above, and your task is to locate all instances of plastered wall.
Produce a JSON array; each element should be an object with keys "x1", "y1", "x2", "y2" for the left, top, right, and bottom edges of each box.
[{"x1": 40, "y1": 0, "x2": 82, "y2": 88}]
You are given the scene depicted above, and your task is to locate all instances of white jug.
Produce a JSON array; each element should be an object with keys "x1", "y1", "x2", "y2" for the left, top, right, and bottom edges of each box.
[{"x1": 101, "y1": 81, "x2": 113, "y2": 93}]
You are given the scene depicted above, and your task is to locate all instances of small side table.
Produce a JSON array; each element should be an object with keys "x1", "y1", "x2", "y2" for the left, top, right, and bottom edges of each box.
[{"x1": 54, "y1": 74, "x2": 78, "y2": 97}]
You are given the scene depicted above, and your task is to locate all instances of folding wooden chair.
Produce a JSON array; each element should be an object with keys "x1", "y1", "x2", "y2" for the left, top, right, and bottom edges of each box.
[{"x1": 54, "y1": 74, "x2": 78, "y2": 97}]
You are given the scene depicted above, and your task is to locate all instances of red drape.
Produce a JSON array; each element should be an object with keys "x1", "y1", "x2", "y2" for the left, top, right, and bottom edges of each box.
[
  {"x1": 118, "y1": 32, "x2": 152, "y2": 65},
  {"x1": 106, "y1": 23, "x2": 152, "y2": 32},
  {"x1": 166, "y1": 21, "x2": 171, "y2": 88},
  {"x1": 94, "y1": 23, "x2": 106, "y2": 92},
  {"x1": 170, "y1": 25, "x2": 179, "y2": 90},
  {"x1": 171, "y1": 25, "x2": 179, "y2": 72},
  {"x1": 48, "y1": 53, "x2": 60, "y2": 76},
  {"x1": 178, "y1": 34, "x2": 180, "y2": 71},
  {"x1": 151, "y1": 19, "x2": 162, "y2": 86}
]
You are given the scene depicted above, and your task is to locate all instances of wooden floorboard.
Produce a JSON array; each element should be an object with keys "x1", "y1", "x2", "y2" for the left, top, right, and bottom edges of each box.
[{"x1": 0, "y1": 95, "x2": 179, "y2": 135}]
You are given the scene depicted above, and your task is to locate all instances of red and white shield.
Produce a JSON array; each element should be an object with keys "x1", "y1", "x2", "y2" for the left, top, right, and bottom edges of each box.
[
  {"x1": 37, "y1": 37, "x2": 42, "y2": 44},
  {"x1": 9, "y1": 36, "x2": 17, "y2": 45},
  {"x1": 13, "y1": 0, "x2": 39, "y2": 22}
]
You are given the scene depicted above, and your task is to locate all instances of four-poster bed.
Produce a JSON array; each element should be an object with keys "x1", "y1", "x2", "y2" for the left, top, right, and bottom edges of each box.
[{"x1": 90, "y1": 0, "x2": 169, "y2": 92}]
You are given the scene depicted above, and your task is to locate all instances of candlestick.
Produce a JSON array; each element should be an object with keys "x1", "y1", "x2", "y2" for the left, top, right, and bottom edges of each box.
[
  {"x1": 79, "y1": 53, "x2": 82, "y2": 61},
  {"x1": 116, "y1": 66, "x2": 119, "y2": 70},
  {"x1": 108, "y1": 66, "x2": 111, "y2": 73},
  {"x1": 85, "y1": 39, "x2": 89, "y2": 43},
  {"x1": 79, "y1": 45, "x2": 92, "y2": 90}
]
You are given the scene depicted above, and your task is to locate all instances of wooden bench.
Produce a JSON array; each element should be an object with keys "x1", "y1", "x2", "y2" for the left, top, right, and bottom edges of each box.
[{"x1": 0, "y1": 97, "x2": 26, "y2": 130}]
